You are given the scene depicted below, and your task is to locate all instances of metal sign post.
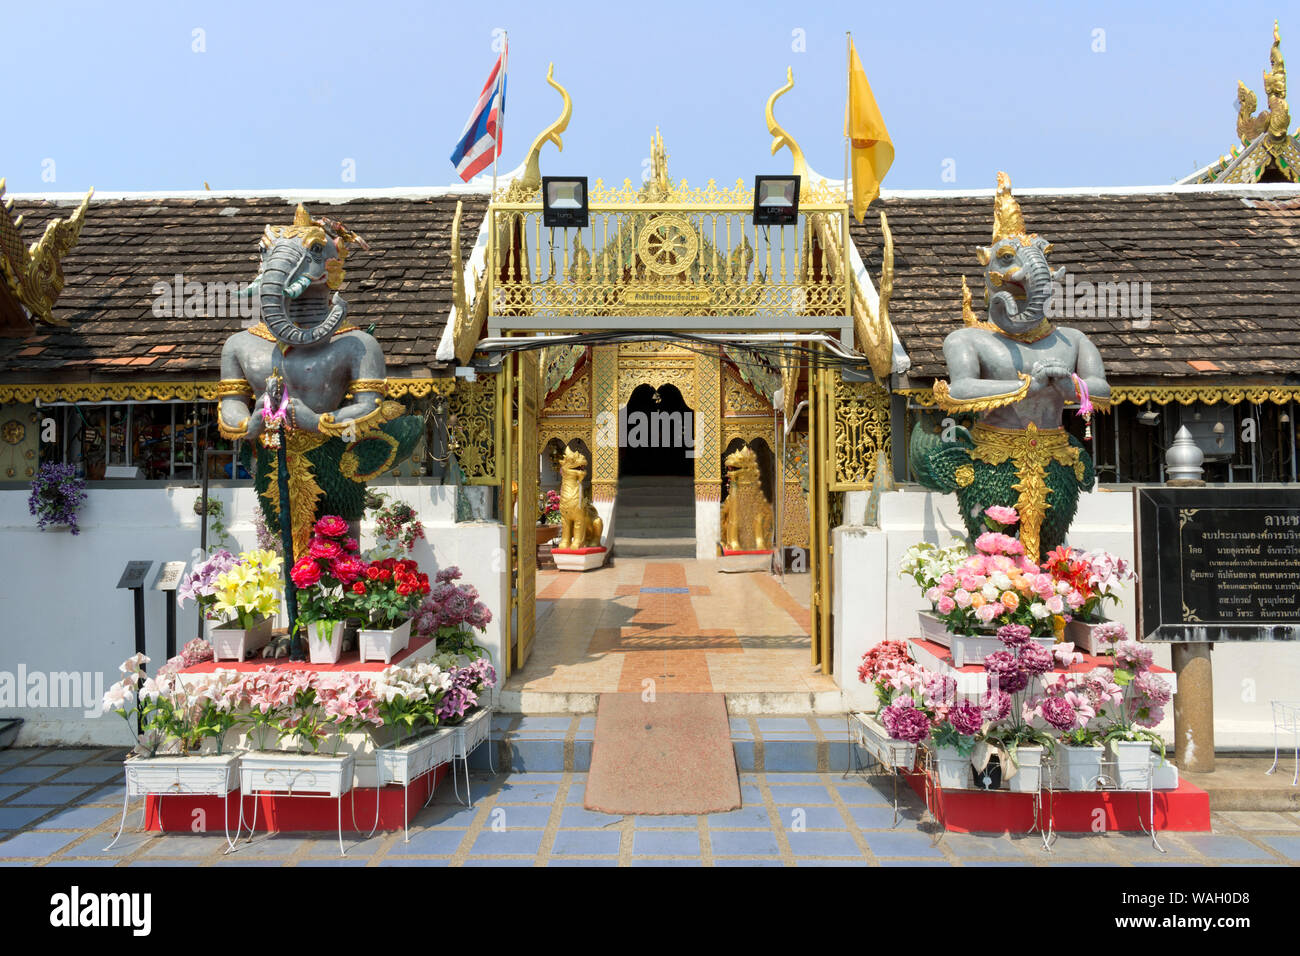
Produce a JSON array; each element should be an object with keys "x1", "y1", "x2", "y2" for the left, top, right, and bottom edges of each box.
[
  {"x1": 116, "y1": 560, "x2": 153, "y2": 736},
  {"x1": 151, "y1": 561, "x2": 187, "y2": 661}
]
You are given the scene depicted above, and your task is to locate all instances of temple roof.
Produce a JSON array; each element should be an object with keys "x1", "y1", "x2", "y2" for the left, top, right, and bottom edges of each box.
[
  {"x1": 851, "y1": 185, "x2": 1300, "y2": 382},
  {"x1": 0, "y1": 191, "x2": 488, "y2": 382}
]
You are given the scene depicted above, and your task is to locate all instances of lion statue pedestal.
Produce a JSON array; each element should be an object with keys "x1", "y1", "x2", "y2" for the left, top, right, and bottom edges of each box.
[
  {"x1": 718, "y1": 446, "x2": 773, "y2": 573},
  {"x1": 552, "y1": 446, "x2": 608, "y2": 572}
]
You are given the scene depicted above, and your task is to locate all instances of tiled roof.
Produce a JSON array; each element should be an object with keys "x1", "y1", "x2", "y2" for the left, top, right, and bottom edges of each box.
[
  {"x1": 851, "y1": 188, "x2": 1300, "y2": 381},
  {"x1": 0, "y1": 192, "x2": 488, "y2": 381}
]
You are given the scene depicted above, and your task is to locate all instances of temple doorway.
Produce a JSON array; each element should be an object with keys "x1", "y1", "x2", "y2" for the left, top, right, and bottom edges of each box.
[{"x1": 616, "y1": 383, "x2": 695, "y2": 558}]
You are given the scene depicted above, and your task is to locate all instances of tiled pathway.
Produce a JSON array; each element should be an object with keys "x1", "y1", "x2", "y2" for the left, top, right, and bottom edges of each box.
[
  {"x1": 1, "y1": 746, "x2": 1297, "y2": 867},
  {"x1": 513, "y1": 558, "x2": 836, "y2": 695}
]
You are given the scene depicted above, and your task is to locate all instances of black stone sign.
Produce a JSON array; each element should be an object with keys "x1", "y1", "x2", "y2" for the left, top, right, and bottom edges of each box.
[
  {"x1": 115, "y1": 560, "x2": 153, "y2": 591},
  {"x1": 1137, "y1": 487, "x2": 1300, "y2": 642}
]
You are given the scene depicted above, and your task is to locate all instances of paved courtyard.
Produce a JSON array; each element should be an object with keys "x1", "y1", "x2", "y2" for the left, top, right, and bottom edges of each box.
[
  {"x1": 1, "y1": 746, "x2": 1297, "y2": 867},
  {"x1": 514, "y1": 558, "x2": 837, "y2": 696}
]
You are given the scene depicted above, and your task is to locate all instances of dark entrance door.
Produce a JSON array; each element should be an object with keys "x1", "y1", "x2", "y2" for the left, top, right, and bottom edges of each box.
[{"x1": 619, "y1": 383, "x2": 695, "y2": 477}]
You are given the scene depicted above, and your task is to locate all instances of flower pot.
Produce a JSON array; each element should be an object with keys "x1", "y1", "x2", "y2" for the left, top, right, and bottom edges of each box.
[
  {"x1": 950, "y1": 632, "x2": 1056, "y2": 669},
  {"x1": 1004, "y1": 745, "x2": 1043, "y2": 793},
  {"x1": 239, "y1": 751, "x2": 354, "y2": 797},
  {"x1": 306, "y1": 620, "x2": 346, "y2": 665},
  {"x1": 208, "y1": 615, "x2": 273, "y2": 662},
  {"x1": 933, "y1": 744, "x2": 972, "y2": 789},
  {"x1": 446, "y1": 707, "x2": 493, "y2": 762},
  {"x1": 358, "y1": 618, "x2": 412, "y2": 665},
  {"x1": 1107, "y1": 739, "x2": 1154, "y2": 790},
  {"x1": 123, "y1": 752, "x2": 240, "y2": 797},
  {"x1": 374, "y1": 727, "x2": 455, "y2": 787},
  {"x1": 917, "y1": 610, "x2": 951, "y2": 647},
  {"x1": 1059, "y1": 743, "x2": 1105, "y2": 791},
  {"x1": 850, "y1": 712, "x2": 918, "y2": 771},
  {"x1": 1066, "y1": 618, "x2": 1115, "y2": 655},
  {"x1": 536, "y1": 524, "x2": 560, "y2": 545},
  {"x1": 1152, "y1": 752, "x2": 1179, "y2": 790}
]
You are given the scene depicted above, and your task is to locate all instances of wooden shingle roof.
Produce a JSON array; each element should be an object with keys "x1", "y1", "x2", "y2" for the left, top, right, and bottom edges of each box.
[{"x1": 0, "y1": 192, "x2": 488, "y2": 382}]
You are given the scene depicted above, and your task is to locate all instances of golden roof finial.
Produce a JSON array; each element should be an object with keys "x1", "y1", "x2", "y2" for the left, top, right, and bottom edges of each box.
[
  {"x1": 765, "y1": 67, "x2": 811, "y2": 193},
  {"x1": 991, "y1": 171, "x2": 1027, "y2": 244},
  {"x1": 503, "y1": 64, "x2": 571, "y2": 202},
  {"x1": 0, "y1": 180, "x2": 94, "y2": 327}
]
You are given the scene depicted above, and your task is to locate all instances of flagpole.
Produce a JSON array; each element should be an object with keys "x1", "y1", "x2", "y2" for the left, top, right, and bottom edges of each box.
[
  {"x1": 492, "y1": 32, "x2": 507, "y2": 201},
  {"x1": 845, "y1": 31, "x2": 851, "y2": 208}
]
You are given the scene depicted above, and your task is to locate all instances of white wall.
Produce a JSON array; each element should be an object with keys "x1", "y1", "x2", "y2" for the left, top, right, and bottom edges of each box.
[
  {"x1": 833, "y1": 487, "x2": 1298, "y2": 750},
  {"x1": 0, "y1": 481, "x2": 507, "y2": 746}
]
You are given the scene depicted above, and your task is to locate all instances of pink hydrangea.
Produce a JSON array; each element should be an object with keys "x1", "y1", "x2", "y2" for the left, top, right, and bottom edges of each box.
[
  {"x1": 983, "y1": 505, "x2": 1019, "y2": 526},
  {"x1": 1019, "y1": 641, "x2": 1055, "y2": 676},
  {"x1": 948, "y1": 700, "x2": 986, "y2": 737}
]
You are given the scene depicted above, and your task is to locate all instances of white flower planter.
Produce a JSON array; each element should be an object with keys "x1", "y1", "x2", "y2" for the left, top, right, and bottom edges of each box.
[
  {"x1": 1152, "y1": 753, "x2": 1179, "y2": 790},
  {"x1": 448, "y1": 707, "x2": 493, "y2": 762},
  {"x1": 239, "y1": 751, "x2": 354, "y2": 798},
  {"x1": 358, "y1": 618, "x2": 412, "y2": 665},
  {"x1": 306, "y1": 620, "x2": 346, "y2": 665},
  {"x1": 933, "y1": 744, "x2": 972, "y2": 790},
  {"x1": 208, "y1": 616, "x2": 273, "y2": 662},
  {"x1": 1005, "y1": 745, "x2": 1043, "y2": 793},
  {"x1": 374, "y1": 727, "x2": 455, "y2": 787},
  {"x1": 850, "y1": 712, "x2": 918, "y2": 771},
  {"x1": 950, "y1": 632, "x2": 1056, "y2": 668},
  {"x1": 917, "y1": 610, "x2": 951, "y2": 647},
  {"x1": 1065, "y1": 618, "x2": 1115, "y2": 655},
  {"x1": 1059, "y1": 744, "x2": 1105, "y2": 791},
  {"x1": 123, "y1": 752, "x2": 240, "y2": 797},
  {"x1": 1107, "y1": 739, "x2": 1154, "y2": 790}
]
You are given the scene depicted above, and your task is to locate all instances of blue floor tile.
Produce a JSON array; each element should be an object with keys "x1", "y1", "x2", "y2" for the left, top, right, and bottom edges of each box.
[
  {"x1": 549, "y1": 857, "x2": 620, "y2": 866},
  {"x1": 861, "y1": 830, "x2": 943, "y2": 858},
  {"x1": 560, "y1": 807, "x2": 622, "y2": 828},
  {"x1": 550, "y1": 829, "x2": 621, "y2": 856},
  {"x1": 0, "y1": 766, "x2": 63, "y2": 785},
  {"x1": 490, "y1": 805, "x2": 553, "y2": 829},
  {"x1": 848, "y1": 806, "x2": 920, "y2": 829},
  {"x1": 0, "y1": 806, "x2": 51, "y2": 830},
  {"x1": 0, "y1": 830, "x2": 84, "y2": 857},
  {"x1": 8, "y1": 785, "x2": 93, "y2": 806},
  {"x1": 708, "y1": 806, "x2": 772, "y2": 828},
  {"x1": 711, "y1": 858, "x2": 786, "y2": 867},
  {"x1": 412, "y1": 804, "x2": 482, "y2": 828},
  {"x1": 49, "y1": 764, "x2": 123, "y2": 785},
  {"x1": 763, "y1": 741, "x2": 819, "y2": 772},
  {"x1": 1177, "y1": 835, "x2": 1275, "y2": 860},
  {"x1": 390, "y1": 828, "x2": 470, "y2": 856},
  {"x1": 709, "y1": 829, "x2": 781, "y2": 856},
  {"x1": 634, "y1": 830, "x2": 700, "y2": 856},
  {"x1": 31, "y1": 806, "x2": 118, "y2": 830},
  {"x1": 631, "y1": 857, "x2": 702, "y2": 866},
  {"x1": 469, "y1": 829, "x2": 545, "y2": 856},
  {"x1": 1259, "y1": 835, "x2": 1300, "y2": 860},
  {"x1": 775, "y1": 806, "x2": 847, "y2": 830},
  {"x1": 785, "y1": 831, "x2": 864, "y2": 857},
  {"x1": 635, "y1": 814, "x2": 698, "y2": 828},
  {"x1": 767, "y1": 785, "x2": 834, "y2": 805},
  {"x1": 493, "y1": 783, "x2": 560, "y2": 804}
]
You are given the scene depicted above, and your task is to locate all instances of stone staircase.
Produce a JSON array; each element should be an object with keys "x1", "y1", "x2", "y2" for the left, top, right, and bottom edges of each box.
[{"x1": 612, "y1": 475, "x2": 696, "y2": 558}]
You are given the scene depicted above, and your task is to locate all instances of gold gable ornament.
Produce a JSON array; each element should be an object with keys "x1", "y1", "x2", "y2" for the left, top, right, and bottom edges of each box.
[{"x1": 0, "y1": 181, "x2": 94, "y2": 328}]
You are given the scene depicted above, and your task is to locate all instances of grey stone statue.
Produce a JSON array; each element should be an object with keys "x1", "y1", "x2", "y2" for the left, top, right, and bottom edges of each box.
[{"x1": 909, "y1": 173, "x2": 1111, "y2": 561}]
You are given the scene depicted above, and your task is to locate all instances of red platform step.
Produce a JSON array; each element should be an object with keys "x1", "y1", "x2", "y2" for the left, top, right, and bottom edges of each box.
[
  {"x1": 145, "y1": 764, "x2": 450, "y2": 833},
  {"x1": 903, "y1": 771, "x2": 1210, "y2": 833}
]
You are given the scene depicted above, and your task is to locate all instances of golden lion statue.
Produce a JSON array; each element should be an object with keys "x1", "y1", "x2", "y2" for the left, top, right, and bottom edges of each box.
[
  {"x1": 558, "y1": 446, "x2": 603, "y2": 549},
  {"x1": 720, "y1": 446, "x2": 772, "y2": 551}
]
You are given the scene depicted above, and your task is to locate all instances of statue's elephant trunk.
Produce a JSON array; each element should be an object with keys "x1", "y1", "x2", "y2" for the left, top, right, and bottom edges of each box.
[
  {"x1": 990, "y1": 246, "x2": 1053, "y2": 327},
  {"x1": 257, "y1": 240, "x2": 348, "y2": 347}
]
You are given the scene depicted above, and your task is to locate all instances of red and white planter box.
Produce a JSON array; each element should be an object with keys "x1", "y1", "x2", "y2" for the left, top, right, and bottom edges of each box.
[
  {"x1": 719, "y1": 549, "x2": 773, "y2": 573},
  {"x1": 359, "y1": 619, "x2": 412, "y2": 665},
  {"x1": 552, "y1": 546, "x2": 608, "y2": 572},
  {"x1": 1065, "y1": 618, "x2": 1116, "y2": 655},
  {"x1": 374, "y1": 728, "x2": 455, "y2": 787}
]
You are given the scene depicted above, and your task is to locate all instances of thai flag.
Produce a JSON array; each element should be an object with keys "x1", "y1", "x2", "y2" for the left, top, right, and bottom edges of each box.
[{"x1": 450, "y1": 43, "x2": 507, "y2": 182}]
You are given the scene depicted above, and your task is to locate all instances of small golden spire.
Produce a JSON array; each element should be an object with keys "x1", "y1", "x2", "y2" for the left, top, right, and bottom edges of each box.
[{"x1": 991, "y1": 172, "x2": 1026, "y2": 243}]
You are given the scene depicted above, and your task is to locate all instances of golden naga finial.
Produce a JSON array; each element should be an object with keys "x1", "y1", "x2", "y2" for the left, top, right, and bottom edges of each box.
[
  {"x1": 1263, "y1": 20, "x2": 1289, "y2": 140},
  {"x1": 990, "y1": 171, "x2": 1028, "y2": 244},
  {"x1": 0, "y1": 179, "x2": 94, "y2": 328},
  {"x1": 450, "y1": 199, "x2": 468, "y2": 319},
  {"x1": 503, "y1": 64, "x2": 572, "y2": 202},
  {"x1": 765, "y1": 67, "x2": 812, "y2": 195}
]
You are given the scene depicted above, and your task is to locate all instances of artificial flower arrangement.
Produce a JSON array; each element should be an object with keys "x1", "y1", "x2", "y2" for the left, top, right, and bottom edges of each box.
[
  {"x1": 538, "y1": 488, "x2": 561, "y2": 525},
  {"x1": 1042, "y1": 546, "x2": 1134, "y2": 622},
  {"x1": 178, "y1": 548, "x2": 284, "y2": 629},
  {"x1": 897, "y1": 542, "x2": 969, "y2": 596},
  {"x1": 412, "y1": 566, "x2": 493, "y2": 658},
  {"x1": 371, "y1": 661, "x2": 453, "y2": 744},
  {"x1": 921, "y1": 529, "x2": 1069, "y2": 637},
  {"x1": 367, "y1": 491, "x2": 425, "y2": 554},
  {"x1": 102, "y1": 653, "x2": 244, "y2": 756},
  {"x1": 438, "y1": 656, "x2": 498, "y2": 725},
  {"x1": 289, "y1": 515, "x2": 368, "y2": 646},
  {"x1": 348, "y1": 556, "x2": 432, "y2": 630},
  {"x1": 28, "y1": 462, "x2": 88, "y2": 534}
]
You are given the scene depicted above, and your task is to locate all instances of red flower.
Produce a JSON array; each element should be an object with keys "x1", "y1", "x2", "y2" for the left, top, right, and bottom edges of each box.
[
  {"x1": 366, "y1": 566, "x2": 382, "y2": 581},
  {"x1": 351, "y1": 581, "x2": 367, "y2": 595},
  {"x1": 396, "y1": 583, "x2": 412, "y2": 596},
  {"x1": 344, "y1": 537, "x2": 359, "y2": 553},
  {"x1": 309, "y1": 538, "x2": 343, "y2": 561},
  {"x1": 290, "y1": 557, "x2": 321, "y2": 589},
  {"x1": 378, "y1": 569, "x2": 392, "y2": 583},
  {"x1": 313, "y1": 515, "x2": 349, "y2": 539},
  {"x1": 331, "y1": 555, "x2": 366, "y2": 585}
]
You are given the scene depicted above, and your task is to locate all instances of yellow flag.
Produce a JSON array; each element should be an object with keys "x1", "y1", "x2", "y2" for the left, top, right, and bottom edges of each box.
[{"x1": 847, "y1": 38, "x2": 894, "y2": 223}]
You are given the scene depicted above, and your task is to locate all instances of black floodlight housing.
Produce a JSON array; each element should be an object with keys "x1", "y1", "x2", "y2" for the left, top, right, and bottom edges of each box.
[
  {"x1": 753, "y1": 175, "x2": 801, "y2": 226},
  {"x1": 541, "y1": 176, "x2": 589, "y2": 228}
]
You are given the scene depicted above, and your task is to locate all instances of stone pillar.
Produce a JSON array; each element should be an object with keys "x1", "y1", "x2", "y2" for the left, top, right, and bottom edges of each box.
[{"x1": 1171, "y1": 642, "x2": 1215, "y2": 773}]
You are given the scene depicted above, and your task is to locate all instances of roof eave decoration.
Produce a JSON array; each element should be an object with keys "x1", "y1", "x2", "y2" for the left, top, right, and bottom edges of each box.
[
  {"x1": 1186, "y1": 20, "x2": 1299, "y2": 185},
  {"x1": 500, "y1": 65, "x2": 572, "y2": 203},
  {"x1": 448, "y1": 199, "x2": 490, "y2": 366},
  {"x1": 0, "y1": 180, "x2": 94, "y2": 328}
]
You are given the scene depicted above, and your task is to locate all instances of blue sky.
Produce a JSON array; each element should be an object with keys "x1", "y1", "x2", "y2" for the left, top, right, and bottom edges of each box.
[{"x1": 3, "y1": 0, "x2": 1292, "y2": 193}]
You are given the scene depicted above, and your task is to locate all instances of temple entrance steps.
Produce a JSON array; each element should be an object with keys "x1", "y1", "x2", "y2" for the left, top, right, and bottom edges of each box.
[{"x1": 612, "y1": 475, "x2": 696, "y2": 557}]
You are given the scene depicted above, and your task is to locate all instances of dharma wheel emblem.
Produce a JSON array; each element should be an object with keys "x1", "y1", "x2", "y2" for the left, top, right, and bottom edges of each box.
[{"x1": 637, "y1": 215, "x2": 698, "y2": 276}]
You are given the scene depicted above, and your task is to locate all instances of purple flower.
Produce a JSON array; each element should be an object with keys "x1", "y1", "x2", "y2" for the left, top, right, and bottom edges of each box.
[
  {"x1": 881, "y1": 700, "x2": 932, "y2": 744},
  {"x1": 1114, "y1": 640, "x2": 1155, "y2": 673},
  {"x1": 983, "y1": 689, "x2": 1012, "y2": 721},
  {"x1": 948, "y1": 701, "x2": 985, "y2": 737},
  {"x1": 1039, "y1": 696, "x2": 1078, "y2": 732},
  {"x1": 996, "y1": 623, "x2": 1033, "y2": 649},
  {"x1": 27, "y1": 463, "x2": 88, "y2": 534},
  {"x1": 983, "y1": 651, "x2": 1029, "y2": 695},
  {"x1": 435, "y1": 566, "x2": 462, "y2": 584},
  {"x1": 1019, "y1": 641, "x2": 1055, "y2": 676}
]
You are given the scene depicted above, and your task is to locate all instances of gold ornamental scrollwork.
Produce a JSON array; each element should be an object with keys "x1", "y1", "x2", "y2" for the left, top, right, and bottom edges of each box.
[
  {"x1": 831, "y1": 379, "x2": 891, "y2": 490},
  {"x1": 447, "y1": 376, "x2": 498, "y2": 484},
  {"x1": 637, "y1": 215, "x2": 698, "y2": 276},
  {"x1": 898, "y1": 383, "x2": 1300, "y2": 408}
]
